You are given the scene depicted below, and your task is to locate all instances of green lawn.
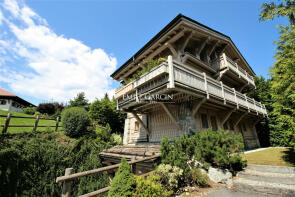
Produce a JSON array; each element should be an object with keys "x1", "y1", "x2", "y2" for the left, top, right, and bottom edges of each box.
[
  {"x1": 0, "y1": 110, "x2": 62, "y2": 134},
  {"x1": 243, "y1": 147, "x2": 295, "y2": 167}
]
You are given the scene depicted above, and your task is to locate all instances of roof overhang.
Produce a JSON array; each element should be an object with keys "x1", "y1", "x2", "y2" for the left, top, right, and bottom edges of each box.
[{"x1": 111, "y1": 14, "x2": 256, "y2": 81}]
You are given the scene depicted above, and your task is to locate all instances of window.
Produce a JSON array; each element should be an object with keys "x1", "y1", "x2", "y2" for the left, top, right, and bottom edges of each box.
[
  {"x1": 201, "y1": 114, "x2": 209, "y2": 129},
  {"x1": 210, "y1": 116, "x2": 218, "y2": 131},
  {"x1": 0, "y1": 99, "x2": 7, "y2": 105},
  {"x1": 134, "y1": 121, "x2": 139, "y2": 131}
]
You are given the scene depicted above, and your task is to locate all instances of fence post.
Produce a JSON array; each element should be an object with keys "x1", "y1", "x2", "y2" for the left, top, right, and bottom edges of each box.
[
  {"x1": 62, "y1": 168, "x2": 73, "y2": 197},
  {"x1": 33, "y1": 115, "x2": 39, "y2": 132},
  {"x1": 2, "y1": 113, "x2": 11, "y2": 134},
  {"x1": 55, "y1": 117, "x2": 60, "y2": 132}
]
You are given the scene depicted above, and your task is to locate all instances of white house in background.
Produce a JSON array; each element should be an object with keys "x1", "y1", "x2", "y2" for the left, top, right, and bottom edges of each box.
[{"x1": 0, "y1": 88, "x2": 35, "y2": 112}]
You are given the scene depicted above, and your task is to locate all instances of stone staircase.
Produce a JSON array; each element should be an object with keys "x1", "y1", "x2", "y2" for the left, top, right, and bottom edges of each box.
[{"x1": 233, "y1": 164, "x2": 295, "y2": 197}]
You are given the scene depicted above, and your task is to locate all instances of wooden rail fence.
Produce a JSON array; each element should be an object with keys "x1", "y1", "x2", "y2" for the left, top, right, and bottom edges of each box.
[
  {"x1": 0, "y1": 113, "x2": 61, "y2": 134},
  {"x1": 56, "y1": 154, "x2": 160, "y2": 197}
]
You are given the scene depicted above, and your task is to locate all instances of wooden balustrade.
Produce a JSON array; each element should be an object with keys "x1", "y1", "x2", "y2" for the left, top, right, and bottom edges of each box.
[{"x1": 115, "y1": 57, "x2": 267, "y2": 116}]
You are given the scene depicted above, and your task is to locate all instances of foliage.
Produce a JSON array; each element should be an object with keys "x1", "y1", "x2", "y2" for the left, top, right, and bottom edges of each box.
[
  {"x1": 260, "y1": 0, "x2": 295, "y2": 150},
  {"x1": 161, "y1": 129, "x2": 246, "y2": 174},
  {"x1": 248, "y1": 76, "x2": 273, "y2": 147},
  {"x1": 68, "y1": 92, "x2": 90, "y2": 111},
  {"x1": 108, "y1": 158, "x2": 136, "y2": 197},
  {"x1": 259, "y1": 0, "x2": 295, "y2": 25},
  {"x1": 22, "y1": 107, "x2": 36, "y2": 115},
  {"x1": 37, "y1": 103, "x2": 56, "y2": 115},
  {"x1": 111, "y1": 133, "x2": 123, "y2": 145},
  {"x1": 190, "y1": 168, "x2": 208, "y2": 187},
  {"x1": 160, "y1": 135, "x2": 195, "y2": 176},
  {"x1": 134, "y1": 175, "x2": 172, "y2": 197},
  {"x1": 193, "y1": 129, "x2": 246, "y2": 171},
  {"x1": 89, "y1": 94, "x2": 126, "y2": 134},
  {"x1": 62, "y1": 107, "x2": 90, "y2": 137},
  {"x1": 153, "y1": 164, "x2": 183, "y2": 191},
  {"x1": 0, "y1": 132, "x2": 110, "y2": 197},
  {"x1": 126, "y1": 58, "x2": 166, "y2": 83}
]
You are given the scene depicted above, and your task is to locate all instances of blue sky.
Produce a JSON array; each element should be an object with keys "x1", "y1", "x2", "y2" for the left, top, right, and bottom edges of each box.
[{"x1": 0, "y1": 0, "x2": 287, "y2": 105}]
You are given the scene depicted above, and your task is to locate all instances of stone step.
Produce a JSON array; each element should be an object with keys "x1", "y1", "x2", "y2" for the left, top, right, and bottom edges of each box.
[
  {"x1": 246, "y1": 164, "x2": 295, "y2": 174},
  {"x1": 241, "y1": 169, "x2": 295, "y2": 178},
  {"x1": 234, "y1": 177, "x2": 295, "y2": 197},
  {"x1": 238, "y1": 172, "x2": 295, "y2": 185}
]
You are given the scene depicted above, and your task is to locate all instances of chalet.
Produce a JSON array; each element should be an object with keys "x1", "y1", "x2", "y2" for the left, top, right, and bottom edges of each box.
[
  {"x1": 0, "y1": 88, "x2": 35, "y2": 112},
  {"x1": 111, "y1": 14, "x2": 267, "y2": 151}
]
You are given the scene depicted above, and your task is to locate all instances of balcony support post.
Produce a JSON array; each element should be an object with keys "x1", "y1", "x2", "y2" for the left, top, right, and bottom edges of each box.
[
  {"x1": 221, "y1": 109, "x2": 235, "y2": 125},
  {"x1": 131, "y1": 112, "x2": 151, "y2": 136},
  {"x1": 160, "y1": 103, "x2": 180, "y2": 130},
  {"x1": 233, "y1": 88, "x2": 239, "y2": 109},
  {"x1": 168, "y1": 55, "x2": 175, "y2": 89},
  {"x1": 244, "y1": 94, "x2": 250, "y2": 112},
  {"x1": 234, "y1": 112, "x2": 248, "y2": 128},
  {"x1": 203, "y1": 72, "x2": 209, "y2": 99},
  {"x1": 220, "y1": 81, "x2": 226, "y2": 104},
  {"x1": 253, "y1": 98, "x2": 258, "y2": 115},
  {"x1": 192, "y1": 97, "x2": 207, "y2": 117}
]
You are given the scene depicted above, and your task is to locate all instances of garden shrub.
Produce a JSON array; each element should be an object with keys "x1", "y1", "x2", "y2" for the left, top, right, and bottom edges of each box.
[
  {"x1": 161, "y1": 129, "x2": 246, "y2": 174},
  {"x1": 62, "y1": 107, "x2": 90, "y2": 137},
  {"x1": 190, "y1": 168, "x2": 208, "y2": 187},
  {"x1": 134, "y1": 176, "x2": 172, "y2": 197},
  {"x1": 37, "y1": 103, "x2": 56, "y2": 115},
  {"x1": 108, "y1": 158, "x2": 136, "y2": 197},
  {"x1": 193, "y1": 129, "x2": 246, "y2": 171},
  {"x1": 23, "y1": 107, "x2": 36, "y2": 115},
  {"x1": 153, "y1": 164, "x2": 183, "y2": 191}
]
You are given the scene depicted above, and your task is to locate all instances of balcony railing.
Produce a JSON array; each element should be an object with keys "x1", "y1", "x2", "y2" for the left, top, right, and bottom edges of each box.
[
  {"x1": 212, "y1": 53, "x2": 255, "y2": 87},
  {"x1": 115, "y1": 56, "x2": 267, "y2": 116}
]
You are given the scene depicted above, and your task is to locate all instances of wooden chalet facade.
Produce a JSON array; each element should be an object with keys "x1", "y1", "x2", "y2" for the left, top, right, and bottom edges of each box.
[{"x1": 111, "y1": 14, "x2": 267, "y2": 150}]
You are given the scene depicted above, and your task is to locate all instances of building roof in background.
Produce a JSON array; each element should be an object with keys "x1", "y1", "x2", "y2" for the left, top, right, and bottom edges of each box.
[
  {"x1": 0, "y1": 88, "x2": 16, "y2": 97},
  {"x1": 0, "y1": 87, "x2": 35, "y2": 107}
]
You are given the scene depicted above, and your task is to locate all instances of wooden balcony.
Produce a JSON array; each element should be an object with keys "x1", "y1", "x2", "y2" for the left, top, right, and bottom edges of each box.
[
  {"x1": 115, "y1": 56, "x2": 267, "y2": 116},
  {"x1": 212, "y1": 53, "x2": 255, "y2": 88}
]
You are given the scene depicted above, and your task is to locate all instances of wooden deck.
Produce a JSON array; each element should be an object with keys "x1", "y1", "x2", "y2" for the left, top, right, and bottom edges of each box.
[{"x1": 115, "y1": 57, "x2": 267, "y2": 117}]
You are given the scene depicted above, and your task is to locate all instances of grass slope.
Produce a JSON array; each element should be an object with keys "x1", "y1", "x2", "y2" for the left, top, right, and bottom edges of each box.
[
  {"x1": 0, "y1": 110, "x2": 60, "y2": 133},
  {"x1": 243, "y1": 147, "x2": 295, "y2": 167}
]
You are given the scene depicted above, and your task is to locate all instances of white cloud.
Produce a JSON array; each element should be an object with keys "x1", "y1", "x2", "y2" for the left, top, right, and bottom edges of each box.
[
  {"x1": 0, "y1": 0, "x2": 117, "y2": 102},
  {"x1": 0, "y1": 10, "x2": 3, "y2": 25}
]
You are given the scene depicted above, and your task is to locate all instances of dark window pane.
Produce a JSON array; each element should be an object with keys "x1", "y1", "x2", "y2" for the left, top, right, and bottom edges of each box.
[
  {"x1": 211, "y1": 116, "x2": 218, "y2": 131},
  {"x1": 201, "y1": 114, "x2": 209, "y2": 129}
]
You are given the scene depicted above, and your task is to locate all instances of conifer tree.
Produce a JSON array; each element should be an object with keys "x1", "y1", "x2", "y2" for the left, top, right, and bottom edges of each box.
[{"x1": 260, "y1": 0, "x2": 295, "y2": 148}]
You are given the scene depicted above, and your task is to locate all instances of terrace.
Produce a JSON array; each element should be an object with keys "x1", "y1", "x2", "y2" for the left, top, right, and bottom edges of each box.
[{"x1": 115, "y1": 56, "x2": 267, "y2": 117}]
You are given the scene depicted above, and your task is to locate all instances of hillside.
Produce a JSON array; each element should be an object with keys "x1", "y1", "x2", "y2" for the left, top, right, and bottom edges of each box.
[{"x1": 0, "y1": 110, "x2": 59, "y2": 133}]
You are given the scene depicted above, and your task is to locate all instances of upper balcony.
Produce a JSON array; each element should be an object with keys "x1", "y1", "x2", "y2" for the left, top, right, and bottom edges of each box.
[
  {"x1": 115, "y1": 56, "x2": 267, "y2": 117},
  {"x1": 211, "y1": 53, "x2": 255, "y2": 90}
]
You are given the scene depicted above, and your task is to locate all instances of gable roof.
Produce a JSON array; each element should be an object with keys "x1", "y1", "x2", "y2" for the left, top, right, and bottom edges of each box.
[
  {"x1": 111, "y1": 14, "x2": 255, "y2": 79},
  {"x1": 0, "y1": 87, "x2": 35, "y2": 107},
  {"x1": 0, "y1": 88, "x2": 16, "y2": 97}
]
